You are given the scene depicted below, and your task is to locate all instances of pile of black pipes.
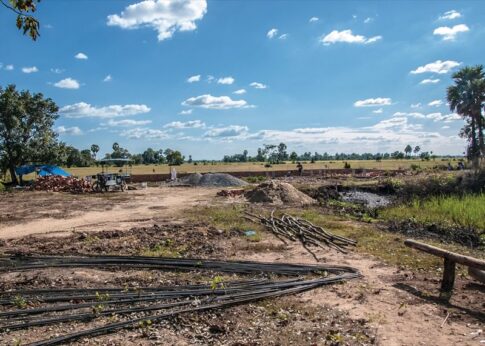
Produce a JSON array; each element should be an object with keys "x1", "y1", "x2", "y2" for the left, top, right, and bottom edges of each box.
[
  {"x1": 244, "y1": 210, "x2": 356, "y2": 258},
  {"x1": 0, "y1": 255, "x2": 360, "y2": 346}
]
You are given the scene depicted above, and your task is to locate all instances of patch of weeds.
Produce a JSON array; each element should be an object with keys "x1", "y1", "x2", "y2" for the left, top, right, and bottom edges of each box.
[
  {"x1": 209, "y1": 275, "x2": 225, "y2": 290},
  {"x1": 83, "y1": 235, "x2": 100, "y2": 245},
  {"x1": 12, "y1": 295, "x2": 27, "y2": 309},
  {"x1": 139, "y1": 239, "x2": 186, "y2": 258},
  {"x1": 244, "y1": 175, "x2": 267, "y2": 184},
  {"x1": 95, "y1": 292, "x2": 110, "y2": 302},
  {"x1": 326, "y1": 330, "x2": 345, "y2": 344},
  {"x1": 12, "y1": 338, "x2": 22, "y2": 346},
  {"x1": 138, "y1": 319, "x2": 153, "y2": 337}
]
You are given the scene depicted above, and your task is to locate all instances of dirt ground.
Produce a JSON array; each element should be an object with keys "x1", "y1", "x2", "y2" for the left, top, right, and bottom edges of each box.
[{"x1": 0, "y1": 186, "x2": 483, "y2": 345}]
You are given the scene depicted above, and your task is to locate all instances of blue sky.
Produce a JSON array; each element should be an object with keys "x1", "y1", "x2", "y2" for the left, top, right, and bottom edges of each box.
[{"x1": 1, "y1": 0, "x2": 484, "y2": 159}]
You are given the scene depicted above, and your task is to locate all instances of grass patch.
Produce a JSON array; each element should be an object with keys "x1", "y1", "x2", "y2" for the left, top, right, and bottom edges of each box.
[
  {"x1": 380, "y1": 193, "x2": 485, "y2": 230},
  {"x1": 139, "y1": 239, "x2": 186, "y2": 258}
]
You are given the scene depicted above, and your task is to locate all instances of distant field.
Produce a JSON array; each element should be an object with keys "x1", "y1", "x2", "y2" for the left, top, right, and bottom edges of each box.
[
  {"x1": 2, "y1": 159, "x2": 458, "y2": 182},
  {"x1": 63, "y1": 159, "x2": 449, "y2": 177}
]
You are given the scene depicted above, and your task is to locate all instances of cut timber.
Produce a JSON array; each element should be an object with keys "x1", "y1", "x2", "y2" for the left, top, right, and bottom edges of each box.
[{"x1": 404, "y1": 239, "x2": 485, "y2": 300}]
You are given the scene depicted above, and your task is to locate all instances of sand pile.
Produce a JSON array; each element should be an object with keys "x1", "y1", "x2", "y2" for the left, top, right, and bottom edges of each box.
[
  {"x1": 181, "y1": 173, "x2": 248, "y2": 187},
  {"x1": 245, "y1": 180, "x2": 316, "y2": 205}
]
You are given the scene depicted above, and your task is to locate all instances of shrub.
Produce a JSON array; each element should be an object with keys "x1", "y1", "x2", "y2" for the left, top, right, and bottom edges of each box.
[{"x1": 0, "y1": 182, "x2": 5, "y2": 192}]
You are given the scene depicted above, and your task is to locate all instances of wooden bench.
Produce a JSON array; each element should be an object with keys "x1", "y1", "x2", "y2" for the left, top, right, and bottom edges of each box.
[{"x1": 404, "y1": 239, "x2": 485, "y2": 300}]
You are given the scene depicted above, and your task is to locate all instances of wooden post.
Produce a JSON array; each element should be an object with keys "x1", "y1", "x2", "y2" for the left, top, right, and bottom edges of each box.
[{"x1": 440, "y1": 258, "x2": 456, "y2": 300}]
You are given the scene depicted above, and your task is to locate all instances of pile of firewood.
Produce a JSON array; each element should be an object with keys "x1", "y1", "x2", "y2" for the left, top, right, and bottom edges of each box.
[
  {"x1": 31, "y1": 176, "x2": 92, "y2": 193},
  {"x1": 245, "y1": 210, "x2": 356, "y2": 260}
]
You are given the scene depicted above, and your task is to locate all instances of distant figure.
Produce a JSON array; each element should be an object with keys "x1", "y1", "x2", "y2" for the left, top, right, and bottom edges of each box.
[
  {"x1": 447, "y1": 162, "x2": 453, "y2": 171},
  {"x1": 296, "y1": 162, "x2": 303, "y2": 176},
  {"x1": 170, "y1": 167, "x2": 177, "y2": 181},
  {"x1": 458, "y1": 161, "x2": 465, "y2": 170}
]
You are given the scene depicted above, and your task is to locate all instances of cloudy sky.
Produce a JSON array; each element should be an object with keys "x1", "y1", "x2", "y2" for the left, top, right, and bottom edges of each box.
[{"x1": 1, "y1": 0, "x2": 483, "y2": 159}]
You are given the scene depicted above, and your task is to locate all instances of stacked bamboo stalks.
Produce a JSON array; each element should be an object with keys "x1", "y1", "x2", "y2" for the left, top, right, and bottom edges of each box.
[{"x1": 245, "y1": 210, "x2": 356, "y2": 258}]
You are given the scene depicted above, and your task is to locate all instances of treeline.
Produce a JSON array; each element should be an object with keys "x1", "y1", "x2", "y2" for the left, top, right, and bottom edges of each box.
[
  {"x1": 223, "y1": 143, "x2": 436, "y2": 163},
  {"x1": 61, "y1": 143, "x2": 186, "y2": 167}
]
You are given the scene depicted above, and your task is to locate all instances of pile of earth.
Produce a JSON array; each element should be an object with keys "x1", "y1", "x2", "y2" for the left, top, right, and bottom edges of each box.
[
  {"x1": 245, "y1": 180, "x2": 316, "y2": 205},
  {"x1": 181, "y1": 173, "x2": 248, "y2": 187},
  {"x1": 341, "y1": 191, "x2": 392, "y2": 209}
]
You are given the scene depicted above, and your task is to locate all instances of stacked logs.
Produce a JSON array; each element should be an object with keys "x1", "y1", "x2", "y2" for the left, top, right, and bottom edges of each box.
[
  {"x1": 31, "y1": 176, "x2": 92, "y2": 193},
  {"x1": 245, "y1": 210, "x2": 356, "y2": 260}
]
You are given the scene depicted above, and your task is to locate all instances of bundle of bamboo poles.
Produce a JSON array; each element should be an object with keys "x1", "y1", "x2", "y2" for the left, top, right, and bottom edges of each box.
[{"x1": 244, "y1": 210, "x2": 356, "y2": 259}]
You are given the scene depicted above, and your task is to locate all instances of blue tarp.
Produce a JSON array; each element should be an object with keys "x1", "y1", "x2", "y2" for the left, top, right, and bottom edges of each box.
[{"x1": 15, "y1": 165, "x2": 71, "y2": 177}]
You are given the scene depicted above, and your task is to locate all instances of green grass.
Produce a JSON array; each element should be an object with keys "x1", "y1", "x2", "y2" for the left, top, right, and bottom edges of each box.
[{"x1": 380, "y1": 194, "x2": 485, "y2": 230}]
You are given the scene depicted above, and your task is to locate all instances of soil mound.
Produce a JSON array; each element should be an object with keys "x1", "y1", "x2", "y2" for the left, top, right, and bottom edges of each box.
[
  {"x1": 182, "y1": 173, "x2": 247, "y2": 187},
  {"x1": 245, "y1": 180, "x2": 316, "y2": 205}
]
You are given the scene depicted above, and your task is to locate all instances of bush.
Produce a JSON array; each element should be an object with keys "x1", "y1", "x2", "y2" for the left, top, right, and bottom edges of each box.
[
  {"x1": 343, "y1": 162, "x2": 351, "y2": 169},
  {"x1": 0, "y1": 182, "x2": 4, "y2": 192}
]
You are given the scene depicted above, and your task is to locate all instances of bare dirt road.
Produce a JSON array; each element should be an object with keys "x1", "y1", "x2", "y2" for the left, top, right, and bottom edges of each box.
[{"x1": 0, "y1": 187, "x2": 216, "y2": 239}]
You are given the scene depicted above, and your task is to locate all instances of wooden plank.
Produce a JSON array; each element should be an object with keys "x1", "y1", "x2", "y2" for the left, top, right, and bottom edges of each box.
[{"x1": 404, "y1": 239, "x2": 485, "y2": 270}]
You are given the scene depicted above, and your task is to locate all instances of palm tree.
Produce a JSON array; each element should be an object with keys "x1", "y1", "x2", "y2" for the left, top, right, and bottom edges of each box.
[
  {"x1": 447, "y1": 65, "x2": 485, "y2": 168},
  {"x1": 413, "y1": 145, "x2": 420, "y2": 157},
  {"x1": 90, "y1": 144, "x2": 99, "y2": 160}
]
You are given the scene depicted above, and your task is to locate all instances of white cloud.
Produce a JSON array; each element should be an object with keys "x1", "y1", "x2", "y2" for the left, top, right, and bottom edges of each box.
[
  {"x1": 393, "y1": 112, "x2": 426, "y2": 119},
  {"x1": 279, "y1": 33, "x2": 288, "y2": 40},
  {"x1": 249, "y1": 82, "x2": 267, "y2": 89},
  {"x1": 420, "y1": 78, "x2": 440, "y2": 84},
  {"x1": 103, "y1": 74, "x2": 112, "y2": 82},
  {"x1": 442, "y1": 125, "x2": 450, "y2": 129},
  {"x1": 354, "y1": 97, "x2": 392, "y2": 107},
  {"x1": 233, "y1": 89, "x2": 246, "y2": 95},
  {"x1": 163, "y1": 120, "x2": 205, "y2": 129},
  {"x1": 309, "y1": 17, "x2": 319, "y2": 23},
  {"x1": 411, "y1": 103, "x2": 421, "y2": 108},
  {"x1": 105, "y1": 119, "x2": 152, "y2": 126},
  {"x1": 267, "y1": 28, "x2": 278, "y2": 39},
  {"x1": 439, "y1": 10, "x2": 461, "y2": 20},
  {"x1": 372, "y1": 108, "x2": 383, "y2": 114},
  {"x1": 217, "y1": 76, "x2": 235, "y2": 85},
  {"x1": 54, "y1": 78, "x2": 80, "y2": 89},
  {"x1": 433, "y1": 24, "x2": 469, "y2": 41},
  {"x1": 206, "y1": 75, "x2": 215, "y2": 83},
  {"x1": 22, "y1": 66, "x2": 38, "y2": 73},
  {"x1": 75, "y1": 52, "x2": 88, "y2": 60},
  {"x1": 410, "y1": 60, "x2": 461, "y2": 74},
  {"x1": 426, "y1": 112, "x2": 461, "y2": 122},
  {"x1": 321, "y1": 29, "x2": 381, "y2": 45},
  {"x1": 364, "y1": 17, "x2": 373, "y2": 24},
  {"x1": 4, "y1": 64, "x2": 14, "y2": 71},
  {"x1": 50, "y1": 68, "x2": 64, "y2": 74},
  {"x1": 187, "y1": 74, "x2": 201, "y2": 83},
  {"x1": 56, "y1": 126, "x2": 82, "y2": 135},
  {"x1": 179, "y1": 109, "x2": 193, "y2": 115},
  {"x1": 107, "y1": 0, "x2": 207, "y2": 41},
  {"x1": 120, "y1": 127, "x2": 170, "y2": 139},
  {"x1": 60, "y1": 102, "x2": 151, "y2": 118},
  {"x1": 204, "y1": 125, "x2": 249, "y2": 138},
  {"x1": 428, "y1": 100, "x2": 443, "y2": 107},
  {"x1": 182, "y1": 94, "x2": 250, "y2": 110}
]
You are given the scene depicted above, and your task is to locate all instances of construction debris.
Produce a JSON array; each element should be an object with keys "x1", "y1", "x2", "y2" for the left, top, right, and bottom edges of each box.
[
  {"x1": 217, "y1": 189, "x2": 245, "y2": 197},
  {"x1": 245, "y1": 180, "x2": 316, "y2": 205},
  {"x1": 30, "y1": 175, "x2": 92, "y2": 193},
  {"x1": 0, "y1": 255, "x2": 360, "y2": 345},
  {"x1": 245, "y1": 211, "x2": 356, "y2": 259}
]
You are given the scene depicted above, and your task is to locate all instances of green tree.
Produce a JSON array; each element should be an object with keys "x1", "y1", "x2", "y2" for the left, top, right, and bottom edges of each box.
[
  {"x1": 0, "y1": 84, "x2": 59, "y2": 184},
  {"x1": 413, "y1": 145, "x2": 420, "y2": 157},
  {"x1": 447, "y1": 65, "x2": 485, "y2": 167},
  {"x1": 1, "y1": 0, "x2": 41, "y2": 40},
  {"x1": 289, "y1": 151, "x2": 298, "y2": 162},
  {"x1": 404, "y1": 145, "x2": 412, "y2": 158},
  {"x1": 90, "y1": 144, "x2": 99, "y2": 160},
  {"x1": 165, "y1": 149, "x2": 184, "y2": 166}
]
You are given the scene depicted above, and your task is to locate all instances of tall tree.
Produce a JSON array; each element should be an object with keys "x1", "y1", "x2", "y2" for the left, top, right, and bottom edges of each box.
[
  {"x1": 90, "y1": 144, "x2": 99, "y2": 160},
  {"x1": 0, "y1": 85, "x2": 59, "y2": 184},
  {"x1": 413, "y1": 145, "x2": 420, "y2": 157},
  {"x1": 404, "y1": 145, "x2": 412, "y2": 158},
  {"x1": 447, "y1": 65, "x2": 485, "y2": 167},
  {"x1": 1, "y1": 0, "x2": 41, "y2": 40}
]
